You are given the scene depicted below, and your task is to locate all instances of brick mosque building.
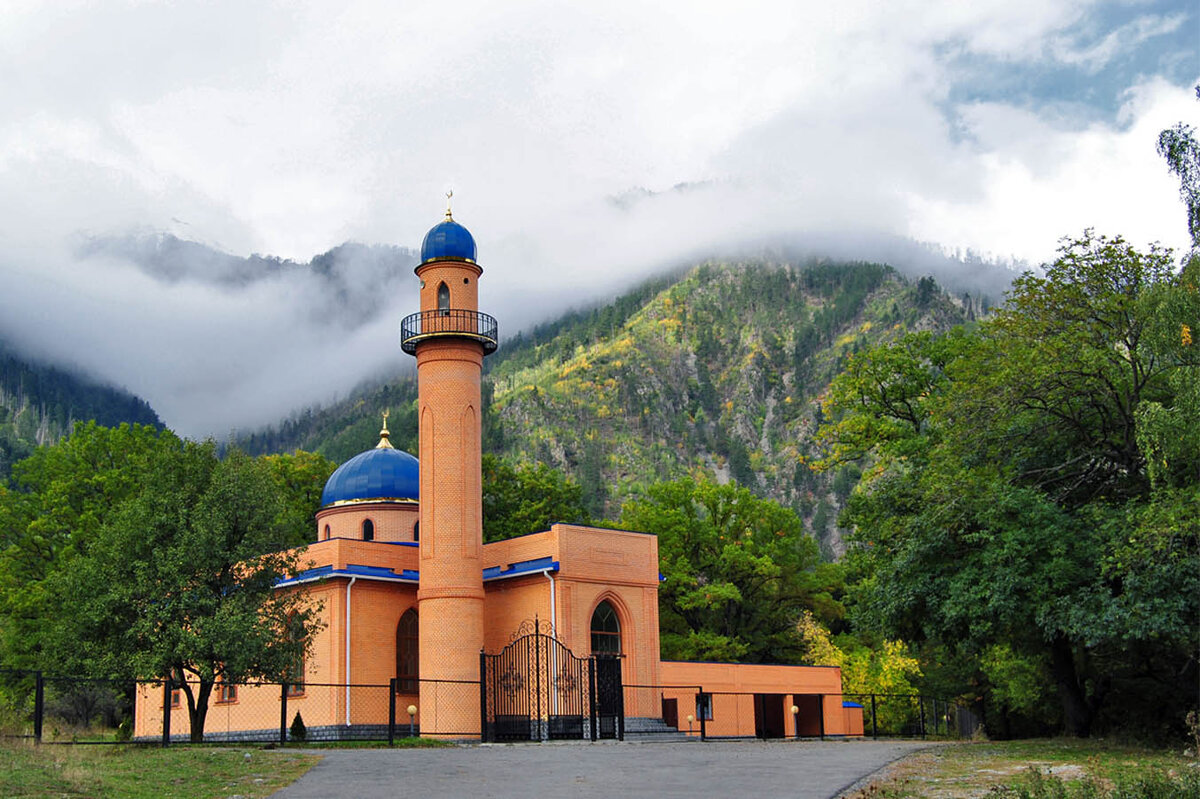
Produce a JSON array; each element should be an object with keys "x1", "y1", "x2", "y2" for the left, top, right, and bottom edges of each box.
[{"x1": 135, "y1": 206, "x2": 860, "y2": 742}]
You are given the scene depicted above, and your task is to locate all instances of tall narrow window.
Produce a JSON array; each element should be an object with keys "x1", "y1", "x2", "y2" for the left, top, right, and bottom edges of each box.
[
  {"x1": 437, "y1": 282, "x2": 450, "y2": 315},
  {"x1": 286, "y1": 612, "x2": 305, "y2": 696},
  {"x1": 362, "y1": 519, "x2": 374, "y2": 541},
  {"x1": 413, "y1": 521, "x2": 419, "y2": 542},
  {"x1": 590, "y1": 600, "x2": 621, "y2": 654},
  {"x1": 396, "y1": 609, "x2": 418, "y2": 692},
  {"x1": 323, "y1": 524, "x2": 331, "y2": 540}
]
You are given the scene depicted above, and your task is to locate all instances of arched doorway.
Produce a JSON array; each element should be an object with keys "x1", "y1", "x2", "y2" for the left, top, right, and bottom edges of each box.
[{"x1": 396, "y1": 609, "x2": 418, "y2": 693}]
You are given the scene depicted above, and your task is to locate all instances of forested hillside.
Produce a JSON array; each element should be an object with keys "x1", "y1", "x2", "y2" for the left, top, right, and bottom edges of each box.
[
  {"x1": 238, "y1": 258, "x2": 976, "y2": 555},
  {"x1": 0, "y1": 343, "x2": 160, "y2": 480}
]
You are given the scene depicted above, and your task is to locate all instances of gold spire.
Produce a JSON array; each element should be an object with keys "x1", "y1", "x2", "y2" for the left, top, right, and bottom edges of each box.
[
  {"x1": 375, "y1": 409, "x2": 394, "y2": 449},
  {"x1": 445, "y1": 190, "x2": 454, "y2": 221}
]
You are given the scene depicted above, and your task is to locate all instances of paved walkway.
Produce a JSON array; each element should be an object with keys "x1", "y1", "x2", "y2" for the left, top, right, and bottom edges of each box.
[{"x1": 270, "y1": 739, "x2": 931, "y2": 799}]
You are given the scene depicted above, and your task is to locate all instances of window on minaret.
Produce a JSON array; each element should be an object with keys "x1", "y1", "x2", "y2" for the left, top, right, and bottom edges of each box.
[
  {"x1": 362, "y1": 519, "x2": 374, "y2": 541},
  {"x1": 396, "y1": 609, "x2": 418, "y2": 692},
  {"x1": 437, "y1": 282, "x2": 450, "y2": 315},
  {"x1": 590, "y1": 600, "x2": 621, "y2": 654},
  {"x1": 413, "y1": 521, "x2": 419, "y2": 542}
]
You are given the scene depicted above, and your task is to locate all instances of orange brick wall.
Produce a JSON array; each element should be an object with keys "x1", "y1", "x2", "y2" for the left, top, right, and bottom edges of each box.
[
  {"x1": 296, "y1": 538, "x2": 419, "y2": 574},
  {"x1": 316, "y1": 502, "x2": 418, "y2": 543}
]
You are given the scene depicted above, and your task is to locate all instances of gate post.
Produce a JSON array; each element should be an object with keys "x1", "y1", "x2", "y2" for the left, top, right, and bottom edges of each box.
[
  {"x1": 478, "y1": 650, "x2": 488, "y2": 743},
  {"x1": 161, "y1": 677, "x2": 172, "y2": 748},
  {"x1": 389, "y1": 678, "x2": 397, "y2": 746},
  {"x1": 32, "y1": 671, "x2": 44, "y2": 743},
  {"x1": 818, "y1": 693, "x2": 825, "y2": 740},
  {"x1": 918, "y1": 696, "x2": 926, "y2": 739},
  {"x1": 870, "y1": 694, "x2": 878, "y2": 739},
  {"x1": 698, "y1": 688, "x2": 707, "y2": 741},
  {"x1": 588, "y1": 658, "x2": 597, "y2": 742},
  {"x1": 616, "y1": 658, "x2": 625, "y2": 741},
  {"x1": 280, "y1": 682, "x2": 288, "y2": 746}
]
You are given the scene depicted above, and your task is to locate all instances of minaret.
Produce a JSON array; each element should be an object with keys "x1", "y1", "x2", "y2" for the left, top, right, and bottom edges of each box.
[{"x1": 400, "y1": 195, "x2": 498, "y2": 737}]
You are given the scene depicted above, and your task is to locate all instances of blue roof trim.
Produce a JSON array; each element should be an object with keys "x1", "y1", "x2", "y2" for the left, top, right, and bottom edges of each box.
[
  {"x1": 843, "y1": 701, "x2": 864, "y2": 708},
  {"x1": 275, "y1": 563, "x2": 419, "y2": 587},
  {"x1": 276, "y1": 556, "x2": 559, "y2": 588},
  {"x1": 483, "y1": 556, "x2": 558, "y2": 581}
]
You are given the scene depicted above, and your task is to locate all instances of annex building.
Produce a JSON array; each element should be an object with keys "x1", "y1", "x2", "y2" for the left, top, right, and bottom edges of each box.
[{"x1": 134, "y1": 207, "x2": 861, "y2": 742}]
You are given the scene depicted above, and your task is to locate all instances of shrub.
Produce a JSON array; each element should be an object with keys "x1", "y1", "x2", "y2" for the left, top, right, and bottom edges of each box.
[{"x1": 289, "y1": 712, "x2": 307, "y2": 743}]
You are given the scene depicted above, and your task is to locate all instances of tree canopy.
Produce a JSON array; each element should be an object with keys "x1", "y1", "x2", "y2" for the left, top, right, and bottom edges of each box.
[
  {"x1": 0, "y1": 424, "x2": 328, "y2": 741},
  {"x1": 621, "y1": 477, "x2": 840, "y2": 663},
  {"x1": 818, "y1": 233, "x2": 1200, "y2": 737},
  {"x1": 481, "y1": 454, "x2": 591, "y2": 542}
]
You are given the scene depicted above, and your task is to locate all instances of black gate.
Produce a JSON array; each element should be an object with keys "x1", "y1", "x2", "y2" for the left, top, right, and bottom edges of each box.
[
  {"x1": 592, "y1": 654, "x2": 623, "y2": 740},
  {"x1": 480, "y1": 619, "x2": 622, "y2": 742}
]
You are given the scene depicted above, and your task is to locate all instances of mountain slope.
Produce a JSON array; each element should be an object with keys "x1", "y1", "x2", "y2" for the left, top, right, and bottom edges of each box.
[
  {"x1": 0, "y1": 342, "x2": 161, "y2": 480},
  {"x1": 238, "y1": 257, "x2": 973, "y2": 555},
  {"x1": 487, "y1": 260, "x2": 968, "y2": 553}
]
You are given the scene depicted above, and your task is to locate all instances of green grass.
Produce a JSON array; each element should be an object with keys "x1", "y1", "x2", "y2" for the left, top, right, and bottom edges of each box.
[
  {"x1": 0, "y1": 741, "x2": 319, "y2": 799},
  {"x1": 845, "y1": 739, "x2": 1200, "y2": 798}
]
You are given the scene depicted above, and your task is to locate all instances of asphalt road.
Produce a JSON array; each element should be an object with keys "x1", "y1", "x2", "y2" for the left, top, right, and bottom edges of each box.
[{"x1": 269, "y1": 739, "x2": 931, "y2": 799}]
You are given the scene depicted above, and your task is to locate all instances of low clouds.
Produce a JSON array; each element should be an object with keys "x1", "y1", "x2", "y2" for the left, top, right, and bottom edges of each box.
[{"x1": 0, "y1": 0, "x2": 1195, "y2": 436}]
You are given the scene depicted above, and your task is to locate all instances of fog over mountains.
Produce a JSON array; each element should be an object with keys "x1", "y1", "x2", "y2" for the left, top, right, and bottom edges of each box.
[{"x1": 0, "y1": 216, "x2": 1022, "y2": 438}]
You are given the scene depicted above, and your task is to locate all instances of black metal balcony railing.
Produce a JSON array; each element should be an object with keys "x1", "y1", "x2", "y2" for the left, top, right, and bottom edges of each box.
[{"x1": 400, "y1": 309, "x2": 499, "y2": 355}]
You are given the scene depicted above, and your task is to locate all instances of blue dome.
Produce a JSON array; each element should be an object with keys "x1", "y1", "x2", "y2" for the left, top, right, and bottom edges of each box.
[
  {"x1": 420, "y1": 217, "x2": 477, "y2": 265},
  {"x1": 321, "y1": 446, "x2": 419, "y2": 506}
]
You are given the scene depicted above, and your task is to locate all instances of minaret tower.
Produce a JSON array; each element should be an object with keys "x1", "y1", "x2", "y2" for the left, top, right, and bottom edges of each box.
[{"x1": 400, "y1": 195, "x2": 498, "y2": 737}]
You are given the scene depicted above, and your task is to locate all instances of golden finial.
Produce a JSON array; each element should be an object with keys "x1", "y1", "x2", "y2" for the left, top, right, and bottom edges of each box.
[
  {"x1": 376, "y1": 409, "x2": 394, "y2": 449},
  {"x1": 445, "y1": 190, "x2": 454, "y2": 221}
]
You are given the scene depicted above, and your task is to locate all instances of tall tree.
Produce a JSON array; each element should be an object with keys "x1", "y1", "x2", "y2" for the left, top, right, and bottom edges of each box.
[
  {"x1": 481, "y1": 454, "x2": 591, "y2": 542},
  {"x1": 45, "y1": 446, "x2": 322, "y2": 741},
  {"x1": 820, "y1": 234, "x2": 1200, "y2": 737},
  {"x1": 0, "y1": 422, "x2": 173, "y2": 669},
  {"x1": 1157, "y1": 85, "x2": 1200, "y2": 250},
  {"x1": 621, "y1": 478, "x2": 836, "y2": 663}
]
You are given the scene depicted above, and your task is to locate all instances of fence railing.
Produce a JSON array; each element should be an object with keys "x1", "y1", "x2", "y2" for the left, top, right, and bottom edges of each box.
[{"x1": 1, "y1": 667, "x2": 977, "y2": 745}]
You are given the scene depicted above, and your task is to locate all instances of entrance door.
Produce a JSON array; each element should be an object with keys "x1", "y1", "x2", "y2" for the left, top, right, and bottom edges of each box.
[
  {"x1": 792, "y1": 694, "x2": 823, "y2": 737},
  {"x1": 753, "y1": 694, "x2": 787, "y2": 739},
  {"x1": 480, "y1": 619, "x2": 620, "y2": 742},
  {"x1": 592, "y1": 654, "x2": 624, "y2": 740}
]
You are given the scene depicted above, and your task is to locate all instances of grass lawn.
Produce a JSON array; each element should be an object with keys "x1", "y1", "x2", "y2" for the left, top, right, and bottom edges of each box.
[
  {"x1": 0, "y1": 741, "x2": 320, "y2": 799},
  {"x1": 844, "y1": 739, "x2": 1200, "y2": 798}
]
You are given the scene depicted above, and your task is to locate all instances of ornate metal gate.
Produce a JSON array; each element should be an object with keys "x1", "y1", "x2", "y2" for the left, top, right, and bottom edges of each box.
[{"x1": 480, "y1": 619, "x2": 623, "y2": 742}]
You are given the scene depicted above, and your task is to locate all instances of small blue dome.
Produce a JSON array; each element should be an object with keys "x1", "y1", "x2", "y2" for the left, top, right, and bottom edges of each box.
[
  {"x1": 321, "y1": 447, "x2": 419, "y2": 507},
  {"x1": 420, "y1": 217, "x2": 477, "y2": 265}
]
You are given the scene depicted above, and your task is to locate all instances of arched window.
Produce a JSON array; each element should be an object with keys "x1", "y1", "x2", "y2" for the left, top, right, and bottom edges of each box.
[
  {"x1": 323, "y1": 524, "x2": 331, "y2": 540},
  {"x1": 396, "y1": 609, "x2": 418, "y2": 692},
  {"x1": 413, "y1": 521, "x2": 419, "y2": 542},
  {"x1": 362, "y1": 519, "x2": 374, "y2": 541},
  {"x1": 590, "y1": 600, "x2": 621, "y2": 654},
  {"x1": 437, "y1": 282, "x2": 450, "y2": 315}
]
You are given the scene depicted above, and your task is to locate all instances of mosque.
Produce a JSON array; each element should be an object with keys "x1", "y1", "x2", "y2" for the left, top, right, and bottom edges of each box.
[{"x1": 134, "y1": 206, "x2": 860, "y2": 742}]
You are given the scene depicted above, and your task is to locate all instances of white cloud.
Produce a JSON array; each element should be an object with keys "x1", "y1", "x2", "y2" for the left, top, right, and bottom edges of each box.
[{"x1": 0, "y1": 0, "x2": 1195, "y2": 436}]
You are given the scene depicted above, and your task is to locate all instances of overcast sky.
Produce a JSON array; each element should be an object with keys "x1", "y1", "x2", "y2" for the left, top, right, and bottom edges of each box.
[{"x1": 0, "y1": 1, "x2": 1196, "y2": 438}]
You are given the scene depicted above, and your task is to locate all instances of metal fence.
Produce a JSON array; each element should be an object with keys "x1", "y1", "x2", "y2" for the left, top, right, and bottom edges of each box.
[
  {"x1": 0, "y1": 668, "x2": 479, "y2": 745},
  {"x1": 0, "y1": 669, "x2": 136, "y2": 744},
  {"x1": 1, "y1": 666, "x2": 977, "y2": 745}
]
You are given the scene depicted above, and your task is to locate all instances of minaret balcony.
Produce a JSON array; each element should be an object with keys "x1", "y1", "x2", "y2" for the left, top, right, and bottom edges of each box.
[{"x1": 400, "y1": 309, "x2": 499, "y2": 355}]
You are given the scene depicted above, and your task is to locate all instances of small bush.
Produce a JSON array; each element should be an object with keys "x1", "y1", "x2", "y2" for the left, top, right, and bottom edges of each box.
[{"x1": 289, "y1": 712, "x2": 307, "y2": 743}]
